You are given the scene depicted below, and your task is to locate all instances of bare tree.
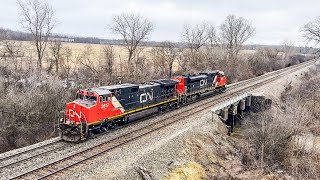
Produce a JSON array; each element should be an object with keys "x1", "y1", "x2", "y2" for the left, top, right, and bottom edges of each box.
[
  {"x1": 18, "y1": 0, "x2": 56, "y2": 72},
  {"x1": 152, "y1": 41, "x2": 182, "y2": 78},
  {"x1": 79, "y1": 46, "x2": 97, "y2": 73},
  {"x1": 303, "y1": 17, "x2": 320, "y2": 45},
  {"x1": 102, "y1": 45, "x2": 115, "y2": 84},
  {"x1": 281, "y1": 39, "x2": 296, "y2": 60},
  {"x1": 110, "y1": 13, "x2": 153, "y2": 77},
  {"x1": 0, "y1": 40, "x2": 24, "y2": 70},
  {"x1": 76, "y1": 45, "x2": 101, "y2": 86},
  {"x1": 48, "y1": 40, "x2": 63, "y2": 74},
  {"x1": 219, "y1": 15, "x2": 255, "y2": 59},
  {"x1": 60, "y1": 46, "x2": 73, "y2": 87},
  {"x1": 207, "y1": 24, "x2": 218, "y2": 47},
  {"x1": 176, "y1": 52, "x2": 191, "y2": 74},
  {"x1": 182, "y1": 22, "x2": 210, "y2": 66},
  {"x1": 183, "y1": 22, "x2": 210, "y2": 51},
  {"x1": 151, "y1": 48, "x2": 167, "y2": 77}
]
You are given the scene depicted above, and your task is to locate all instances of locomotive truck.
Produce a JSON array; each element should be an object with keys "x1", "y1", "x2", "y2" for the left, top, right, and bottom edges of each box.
[{"x1": 59, "y1": 70, "x2": 226, "y2": 142}]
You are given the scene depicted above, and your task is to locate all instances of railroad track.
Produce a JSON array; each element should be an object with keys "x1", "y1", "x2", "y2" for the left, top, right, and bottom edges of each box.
[
  {"x1": 0, "y1": 138, "x2": 63, "y2": 166},
  {"x1": 0, "y1": 140, "x2": 70, "y2": 170},
  {"x1": 8, "y1": 59, "x2": 317, "y2": 179}
]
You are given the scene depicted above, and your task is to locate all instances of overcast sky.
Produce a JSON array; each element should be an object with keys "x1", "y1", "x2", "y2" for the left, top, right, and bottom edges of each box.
[{"x1": 0, "y1": 0, "x2": 319, "y2": 46}]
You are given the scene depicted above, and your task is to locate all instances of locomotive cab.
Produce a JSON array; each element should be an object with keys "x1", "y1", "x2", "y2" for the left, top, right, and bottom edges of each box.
[
  {"x1": 213, "y1": 71, "x2": 226, "y2": 88},
  {"x1": 59, "y1": 88, "x2": 115, "y2": 142}
]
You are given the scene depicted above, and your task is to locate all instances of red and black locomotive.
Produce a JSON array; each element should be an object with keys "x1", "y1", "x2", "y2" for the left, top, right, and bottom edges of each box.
[{"x1": 59, "y1": 70, "x2": 226, "y2": 142}]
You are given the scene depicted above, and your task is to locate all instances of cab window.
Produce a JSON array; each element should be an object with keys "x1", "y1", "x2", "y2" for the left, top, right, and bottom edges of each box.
[
  {"x1": 85, "y1": 95, "x2": 97, "y2": 101},
  {"x1": 99, "y1": 95, "x2": 110, "y2": 102},
  {"x1": 100, "y1": 96, "x2": 105, "y2": 102},
  {"x1": 76, "y1": 93, "x2": 83, "y2": 100}
]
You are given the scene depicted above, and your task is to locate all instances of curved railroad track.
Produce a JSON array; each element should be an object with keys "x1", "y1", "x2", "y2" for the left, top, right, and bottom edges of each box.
[
  {"x1": 0, "y1": 140, "x2": 71, "y2": 170},
  {"x1": 0, "y1": 138, "x2": 64, "y2": 165},
  {"x1": 9, "y1": 59, "x2": 316, "y2": 180}
]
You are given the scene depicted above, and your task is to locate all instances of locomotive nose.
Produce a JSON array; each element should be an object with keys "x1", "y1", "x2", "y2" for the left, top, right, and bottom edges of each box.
[{"x1": 65, "y1": 102, "x2": 81, "y2": 123}]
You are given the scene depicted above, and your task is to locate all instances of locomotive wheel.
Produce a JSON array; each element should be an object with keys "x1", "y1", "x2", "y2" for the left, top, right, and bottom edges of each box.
[
  {"x1": 159, "y1": 106, "x2": 166, "y2": 113},
  {"x1": 88, "y1": 131, "x2": 94, "y2": 138},
  {"x1": 188, "y1": 97, "x2": 192, "y2": 103},
  {"x1": 111, "y1": 123, "x2": 119, "y2": 129},
  {"x1": 170, "y1": 103, "x2": 177, "y2": 109},
  {"x1": 101, "y1": 126, "x2": 107, "y2": 132},
  {"x1": 94, "y1": 128, "x2": 101, "y2": 134},
  {"x1": 163, "y1": 104, "x2": 169, "y2": 112}
]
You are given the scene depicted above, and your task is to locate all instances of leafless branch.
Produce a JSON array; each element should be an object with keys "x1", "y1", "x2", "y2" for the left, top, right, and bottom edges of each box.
[
  {"x1": 219, "y1": 15, "x2": 255, "y2": 58},
  {"x1": 110, "y1": 13, "x2": 153, "y2": 64},
  {"x1": 17, "y1": 0, "x2": 57, "y2": 73},
  {"x1": 303, "y1": 17, "x2": 320, "y2": 47},
  {"x1": 152, "y1": 41, "x2": 182, "y2": 77}
]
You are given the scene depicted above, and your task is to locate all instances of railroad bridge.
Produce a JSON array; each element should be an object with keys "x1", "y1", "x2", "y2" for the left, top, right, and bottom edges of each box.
[{"x1": 211, "y1": 92, "x2": 272, "y2": 134}]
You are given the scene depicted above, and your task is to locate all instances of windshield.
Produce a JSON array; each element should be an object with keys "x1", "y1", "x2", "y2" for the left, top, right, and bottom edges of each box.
[
  {"x1": 76, "y1": 93, "x2": 97, "y2": 102},
  {"x1": 76, "y1": 93, "x2": 83, "y2": 100},
  {"x1": 85, "y1": 95, "x2": 97, "y2": 101}
]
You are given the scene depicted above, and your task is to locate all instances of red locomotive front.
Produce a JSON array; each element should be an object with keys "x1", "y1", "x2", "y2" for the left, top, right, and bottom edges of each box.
[
  {"x1": 59, "y1": 88, "x2": 124, "y2": 141},
  {"x1": 174, "y1": 70, "x2": 227, "y2": 95},
  {"x1": 214, "y1": 71, "x2": 227, "y2": 87}
]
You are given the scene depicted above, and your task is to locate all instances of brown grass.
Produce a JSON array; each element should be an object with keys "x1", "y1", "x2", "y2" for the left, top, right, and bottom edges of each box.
[
  {"x1": 11, "y1": 40, "x2": 182, "y2": 72},
  {"x1": 163, "y1": 162, "x2": 206, "y2": 180}
]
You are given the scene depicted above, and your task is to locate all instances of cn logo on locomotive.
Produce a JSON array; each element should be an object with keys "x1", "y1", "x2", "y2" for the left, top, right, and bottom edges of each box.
[
  {"x1": 140, "y1": 92, "x2": 153, "y2": 103},
  {"x1": 200, "y1": 79, "x2": 208, "y2": 87},
  {"x1": 68, "y1": 109, "x2": 81, "y2": 119}
]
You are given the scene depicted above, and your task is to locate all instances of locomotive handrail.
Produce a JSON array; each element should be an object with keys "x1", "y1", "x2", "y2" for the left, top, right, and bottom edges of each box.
[
  {"x1": 67, "y1": 110, "x2": 71, "y2": 122},
  {"x1": 78, "y1": 111, "x2": 88, "y2": 138}
]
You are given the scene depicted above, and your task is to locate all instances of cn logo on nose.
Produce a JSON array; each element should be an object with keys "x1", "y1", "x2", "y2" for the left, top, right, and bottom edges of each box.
[{"x1": 69, "y1": 109, "x2": 81, "y2": 119}]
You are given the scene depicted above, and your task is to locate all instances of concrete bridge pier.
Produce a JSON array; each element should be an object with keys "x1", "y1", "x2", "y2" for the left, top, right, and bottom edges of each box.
[
  {"x1": 211, "y1": 93, "x2": 252, "y2": 135},
  {"x1": 237, "y1": 99, "x2": 246, "y2": 125},
  {"x1": 218, "y1": 107, "x2": 230, "y2": 135},
  {"x1": 211, "y1": 93, "x2": 273, "y2": 136},
  {"x1": 220, "y1": 107, "x2": 229, "y2": 121},
  {"x1": 245, "y1": 95, "x2": 252, "y2": 112},
  {"x1": 239, "y1": 99, "x2": 246, "y2": 113},
  {"x1": 228, "y1": 103, "x2": 238, "y2": 133}
]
